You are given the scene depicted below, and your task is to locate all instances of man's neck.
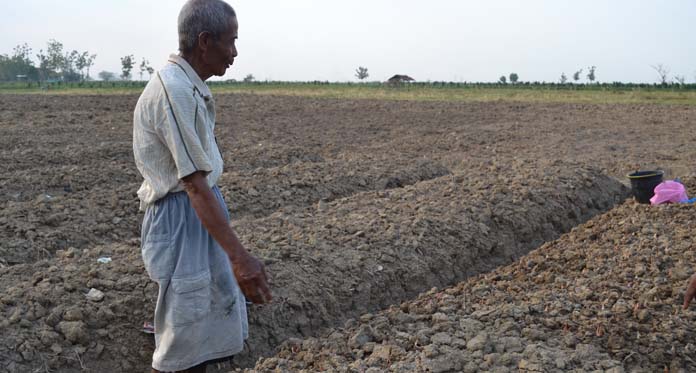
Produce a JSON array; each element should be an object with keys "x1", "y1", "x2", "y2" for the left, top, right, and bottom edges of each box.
[{"x1": 179, "y1": 52, "x2": 211, "y2": 81}]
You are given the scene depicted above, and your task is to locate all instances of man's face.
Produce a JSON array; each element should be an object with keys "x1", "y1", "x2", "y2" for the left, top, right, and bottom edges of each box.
[{"x1": 203, "y1": 16, "x2": 238, "y2": 77}]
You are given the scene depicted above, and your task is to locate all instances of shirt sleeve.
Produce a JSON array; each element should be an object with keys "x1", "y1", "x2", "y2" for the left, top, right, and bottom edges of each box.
[{"x1": 154, "y1": 75, "x2": 213, "y2": 180}]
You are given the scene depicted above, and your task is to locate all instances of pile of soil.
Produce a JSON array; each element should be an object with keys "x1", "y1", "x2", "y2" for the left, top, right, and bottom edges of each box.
[
  {"x1": 232, "y1": 159, "x2": 627, "y2": 367},
  {"x1": 248, "y1": 179, "x2": 696, "y2": 372},
  {"x1": 0, "y1": 161, "x2": 626, "y2": 372}
]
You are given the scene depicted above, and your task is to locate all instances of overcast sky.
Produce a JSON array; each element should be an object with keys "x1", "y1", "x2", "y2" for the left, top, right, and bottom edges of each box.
[{"x1": 2, "y1": 0, "x2": 695, "y2": 83}]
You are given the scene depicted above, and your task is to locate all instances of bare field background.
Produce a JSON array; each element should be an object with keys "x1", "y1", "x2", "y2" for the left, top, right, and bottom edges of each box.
[
  {"x1": 2, "y1": 92, "x2": 696, "y2": 371},
  {"x1": 2, "y1": 81, "x2": 696, "y2": 105}
]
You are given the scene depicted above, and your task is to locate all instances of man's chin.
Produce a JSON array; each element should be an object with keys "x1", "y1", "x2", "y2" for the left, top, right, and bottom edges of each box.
[{"x1": 215, "y1": 67, "x2": 229, "y2": 77}]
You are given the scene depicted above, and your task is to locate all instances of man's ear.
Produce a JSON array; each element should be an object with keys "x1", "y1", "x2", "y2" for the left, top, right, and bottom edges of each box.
[{"x1": 197, "y1": 31, "x2": 212, "y2": 53}]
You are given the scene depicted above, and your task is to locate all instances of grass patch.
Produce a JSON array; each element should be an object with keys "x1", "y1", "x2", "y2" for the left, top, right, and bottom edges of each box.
[
  {"x1": 2, "y1": 81, "x2": 696, "y2": 105},
  {"x1": 211, "y1": 84, "x2": 696, "y2": 105}
]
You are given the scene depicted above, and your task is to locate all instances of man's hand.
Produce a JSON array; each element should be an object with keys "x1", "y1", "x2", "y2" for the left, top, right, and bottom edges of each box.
[
  {"x1": 182, "y1": 171, "x2": 272, "y2": 304},
  {"x1": 231, "y1": 253, "x2": 272, "y2": 304},
  {"x1": 683, "y1": 273, "x2": 696, "y2": 310}
]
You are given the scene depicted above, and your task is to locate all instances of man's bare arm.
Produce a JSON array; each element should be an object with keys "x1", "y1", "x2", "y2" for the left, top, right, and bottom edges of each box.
[{"x1": 182, "y1": 171, "x2": 271, "y2": 304}]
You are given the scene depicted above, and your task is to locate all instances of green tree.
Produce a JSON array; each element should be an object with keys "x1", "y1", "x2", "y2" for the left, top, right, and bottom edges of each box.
[
  {"x1": 36, "y1": 50, "x2": 50, "y2": 82},
  {"x1": 47, "y1": 39, "x2": 65, "y2": 78},
  {"x1": 75, "y1": 52, "x2": 88, "y2": 81},
  {"x1": 355, "y1": 66, "x2": 369, "y2": 80},
  {"x1": 499, "y1": 75, "x2": 507, "y2": 84},
  {"x1": 30, "y1": 39, "x2": 90, "y2": 82},
  {"x1": 85, "y1": 53, "x2": 97, "y2": 80},
  {"x1": 509, "y1": 73, "x2": 519, "y2": 84},
  {"x1": 243, "y1": 74, "x2": 255, "y2": 82},
  {"x1": 98, "y1": 71, "x2": 116, "y2": 81},
  {"x1": 62, "y1": 50, "x2": 82, "y2": 82},
  {"x1": 559, "y1": 73, "x2": 567, "y2": 84},
  {"x1": 572, "y1": 69, "x2": 583, "y2": 83},
  {"x1": 12, "y1": 43, "x2": 33, "y2": 64},
  {"x1": 0, "y1": 43, "x2": 38, "y2": 81},
  {"x1": 586, "y1": 66, "x2": 596, "y2": 83},
  {"x1": 36, "y1": 39, "x2": 65, "y2": 81},
  {"x1": 139, "y1": 58, "x2": 151, "y2": 81},
  {"x1": 0, "y1": 55, "x2": 10, "y2": 81},
  {"x1": 139, "y1": 57, "x2": 150, "y2": 80},
  {"x1": 75, "y1": 52, "x2": 97, "y2": 81},
  {"x1": 120, "y1": 54, "x2": 135, "y2": 80}
]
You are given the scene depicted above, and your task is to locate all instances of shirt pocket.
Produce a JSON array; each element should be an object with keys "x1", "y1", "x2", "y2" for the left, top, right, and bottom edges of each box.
[
  {"x1": 167, "y1": 271, "x2": 212, "y2": 326},
  {"x1": 141, "y1": 233, "x2": 175, "y2": 280}
]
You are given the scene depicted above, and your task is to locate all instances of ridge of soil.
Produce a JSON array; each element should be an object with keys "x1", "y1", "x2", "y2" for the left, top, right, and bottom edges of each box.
[
  {"x1": 249, "y1": 179, "x2": 696, "y2": 373},
  {"x1": 0, "y1": 162, "x2": 626, "y2": 372}
]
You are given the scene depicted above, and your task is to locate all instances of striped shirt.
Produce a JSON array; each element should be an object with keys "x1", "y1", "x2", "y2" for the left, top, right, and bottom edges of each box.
[{"x1": 133, "y1": 54, "x2": 224, "y2": 211}]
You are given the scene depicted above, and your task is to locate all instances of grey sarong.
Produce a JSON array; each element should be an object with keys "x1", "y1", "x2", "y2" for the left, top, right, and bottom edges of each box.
[{"x1": 141, "y1": 186, "x2": 248, "y2": 371}]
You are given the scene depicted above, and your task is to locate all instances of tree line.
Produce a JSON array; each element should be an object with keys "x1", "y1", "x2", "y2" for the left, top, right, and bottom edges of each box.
[
  {"x1": 102, "y1": 54, "x2": 154, "y2": 82},
  {"x1": 499, "y1": 67, "x2": 597, "y2": 85},
  {"x1": 0, "y1": 40, "x2": 156, "y2": 83},
  {"x1": 2, "y1": 42, "x2": 693, "y2": 85},
  {"x1": 0, "y1": 40, "x2": 97, "y2": 82}
]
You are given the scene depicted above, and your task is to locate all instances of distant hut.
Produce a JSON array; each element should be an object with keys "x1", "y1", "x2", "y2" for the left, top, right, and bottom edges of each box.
[{"x1": 386, "y1": 74, "x2": 414, "y2": 85}]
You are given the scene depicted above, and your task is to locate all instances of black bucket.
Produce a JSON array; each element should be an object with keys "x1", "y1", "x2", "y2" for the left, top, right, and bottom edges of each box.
[{"x1": 627, "y1": 170, "x2": 664, "y2": 203}]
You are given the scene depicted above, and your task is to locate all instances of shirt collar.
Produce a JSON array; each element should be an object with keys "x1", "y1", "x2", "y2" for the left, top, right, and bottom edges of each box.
[{"x1": 167, "y1": 54, "x2": 212, "y2": 100}]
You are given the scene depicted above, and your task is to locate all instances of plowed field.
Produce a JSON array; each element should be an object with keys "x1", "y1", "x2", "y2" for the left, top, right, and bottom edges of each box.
[{"x1": 0, "y1": 93, "x2": 694, "y2": 372}]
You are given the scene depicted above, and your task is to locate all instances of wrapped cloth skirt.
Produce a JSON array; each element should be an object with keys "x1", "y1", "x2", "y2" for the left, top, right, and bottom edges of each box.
[{"x1": 140, "y1": 186, "x2": 248, "y2": 371}]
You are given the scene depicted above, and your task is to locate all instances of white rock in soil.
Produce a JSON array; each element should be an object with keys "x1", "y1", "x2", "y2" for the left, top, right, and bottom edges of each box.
[{"x1": 85, "y1": 288, "x2": 104, "y2": 302}]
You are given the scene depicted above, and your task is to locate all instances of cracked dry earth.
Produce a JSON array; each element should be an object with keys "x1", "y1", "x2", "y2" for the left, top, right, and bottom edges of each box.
[{"x1": 0, "y1": 94, "x2": 695, "y2": 372}]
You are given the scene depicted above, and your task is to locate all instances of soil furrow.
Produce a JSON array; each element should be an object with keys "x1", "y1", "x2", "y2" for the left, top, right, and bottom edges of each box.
[
  {"x1": 249, "y1": 179, "x2": 696, "y2": 372},
  {"x1": 0, "y1": 161, "x2": 628, "y2": 371}
]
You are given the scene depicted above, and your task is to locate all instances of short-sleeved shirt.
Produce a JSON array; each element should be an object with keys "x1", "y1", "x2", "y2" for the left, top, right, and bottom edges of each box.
[{"x1": 133, "y1": 54, "x2": 223, "y2": 211}]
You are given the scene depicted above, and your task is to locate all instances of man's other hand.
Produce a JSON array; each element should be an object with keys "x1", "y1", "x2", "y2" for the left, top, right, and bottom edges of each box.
[{"x1": 232, "y1": 253, "x2": 272, "y2": 304}]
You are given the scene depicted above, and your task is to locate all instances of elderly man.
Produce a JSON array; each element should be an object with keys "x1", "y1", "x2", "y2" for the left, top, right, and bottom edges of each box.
[{"x1": 132, "y1": 1, "x2": 271, "y2": 372}]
